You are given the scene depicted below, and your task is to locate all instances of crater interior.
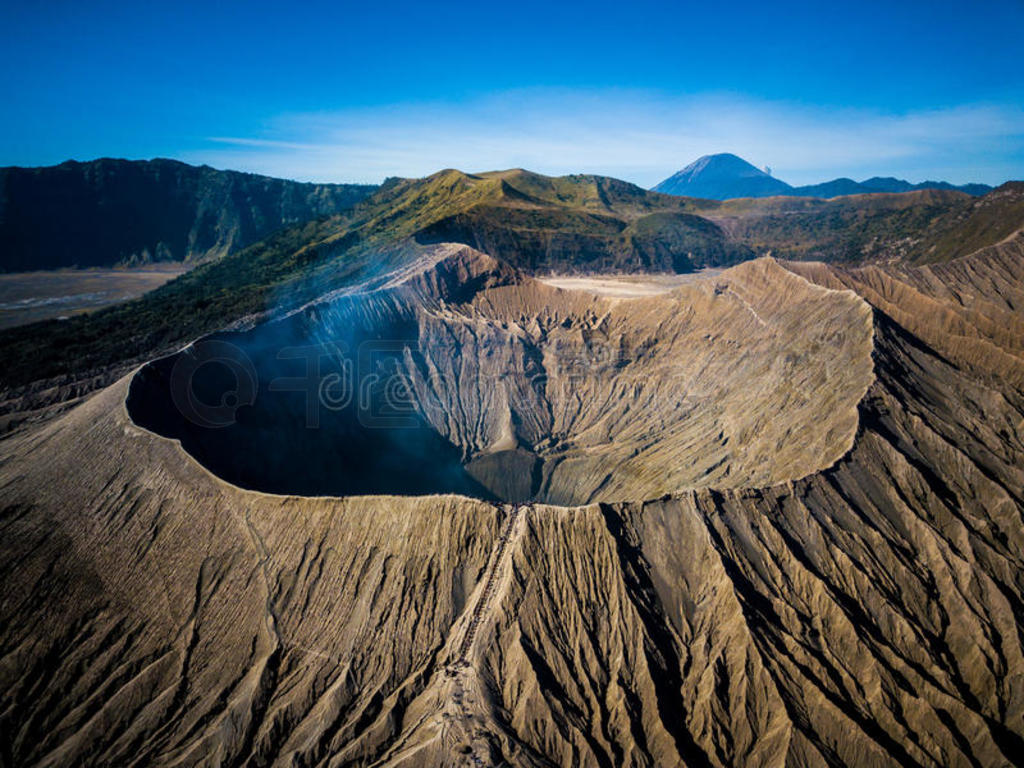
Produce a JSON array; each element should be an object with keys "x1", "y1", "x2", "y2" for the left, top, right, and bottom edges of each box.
[{"x1": 127, "y1": 246, "x2": 874, "y2": 504}]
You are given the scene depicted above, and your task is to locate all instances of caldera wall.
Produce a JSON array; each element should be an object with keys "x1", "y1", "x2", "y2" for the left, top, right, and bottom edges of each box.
[{"x1": 127, "y1": 247, "x2": 874, "y2": 504}]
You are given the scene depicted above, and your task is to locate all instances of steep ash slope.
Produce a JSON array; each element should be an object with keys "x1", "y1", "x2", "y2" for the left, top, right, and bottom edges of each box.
[
  {"x1": 0, "y1": 382, "x2": 505, "y2": 767},
  {"x1": 481, "y1": 310, "x2": 1024, "y2": 767},
  {"x1": 1, "y1": 244, "x2": 1024, "y2": 767}
]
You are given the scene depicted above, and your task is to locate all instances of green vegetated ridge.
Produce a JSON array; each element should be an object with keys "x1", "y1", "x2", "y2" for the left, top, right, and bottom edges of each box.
[
  {"x1": 916, "y1": 180, "x2": 1024, "y2": 262},
  {"x1": 2, "y1": 169, "x2": 1023, "y2": 392}
]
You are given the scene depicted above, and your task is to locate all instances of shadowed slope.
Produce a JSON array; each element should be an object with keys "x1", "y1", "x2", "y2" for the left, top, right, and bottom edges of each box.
[{"x1": 0, "y1": 158, "x2": 377, "y2": 271}]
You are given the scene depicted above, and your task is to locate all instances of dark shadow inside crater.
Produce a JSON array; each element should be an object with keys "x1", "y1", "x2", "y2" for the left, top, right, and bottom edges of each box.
[{"x1": 126, "y1": 312, "x2": 501, "y2": 501}]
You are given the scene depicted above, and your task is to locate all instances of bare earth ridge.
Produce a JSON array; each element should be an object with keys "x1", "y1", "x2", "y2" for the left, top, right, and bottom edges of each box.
[{"x1": 2, "y1": 242, "x2": 1023, "y2": 767}]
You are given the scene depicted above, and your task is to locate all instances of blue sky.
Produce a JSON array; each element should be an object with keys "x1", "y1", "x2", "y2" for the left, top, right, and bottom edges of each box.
[{"x1": 2, "y1": 0, "x2": 1022, "y2": 186}]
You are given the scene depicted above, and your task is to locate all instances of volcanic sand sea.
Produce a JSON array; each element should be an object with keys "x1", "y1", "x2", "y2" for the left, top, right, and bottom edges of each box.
[
  {"x1": 0, "y1": 264, "x2": 190, "y2": 328},
  {"x1": 538, "y1": 268, "x2": 724, "y2": 297}
]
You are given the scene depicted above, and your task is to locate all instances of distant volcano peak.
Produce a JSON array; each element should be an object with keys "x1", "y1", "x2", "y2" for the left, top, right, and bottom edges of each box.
[
  {"x1": 653, "y1": 153, "x2": 993, "y2": 200},
  {"x1": 687, "y1": 153, "x2": 770, "y2": 176},
  {"x1": 653, "y1": 153, "x2": 792, "y2": 199}
]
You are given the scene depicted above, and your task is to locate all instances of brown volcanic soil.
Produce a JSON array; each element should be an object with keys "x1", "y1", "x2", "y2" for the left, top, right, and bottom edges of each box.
[{"x1": 2, "y1": 243, "x2": 1024, "y2": 766}]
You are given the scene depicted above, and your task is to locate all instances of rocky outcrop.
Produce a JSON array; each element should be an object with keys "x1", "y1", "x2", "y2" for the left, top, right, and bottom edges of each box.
[{"x1": 2, "y1": 242, "x2": 1023, "y2": 766}]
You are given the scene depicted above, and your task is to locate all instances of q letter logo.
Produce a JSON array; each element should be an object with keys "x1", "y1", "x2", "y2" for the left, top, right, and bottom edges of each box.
[{"x1": 169, "y1": 340, "x2": 258, "y2": 428}]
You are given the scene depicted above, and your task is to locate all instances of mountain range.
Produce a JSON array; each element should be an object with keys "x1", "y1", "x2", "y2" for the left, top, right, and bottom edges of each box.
[
  {"x1": 0, "y1": 158, "x2": 377, "y2": 272},
  {"x1": 2, "y1": 165, "x2": 1022, "y2": 406},
  {"x1": 653, "y1": 152, "x2": 993, "y2": 200},
  {"x1": 0, "y1": 156, "x2": 999, "y2": 277}
]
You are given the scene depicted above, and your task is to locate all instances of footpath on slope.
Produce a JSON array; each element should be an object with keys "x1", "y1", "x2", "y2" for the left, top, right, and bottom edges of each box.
[{"x1": 441, "y1": 502, "x2": 529, "y2": 767}]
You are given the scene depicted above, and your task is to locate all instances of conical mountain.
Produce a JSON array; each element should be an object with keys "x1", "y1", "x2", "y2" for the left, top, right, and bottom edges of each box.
[{"x1": 652, "y1": 152, "x2": 793, "y2": 199}]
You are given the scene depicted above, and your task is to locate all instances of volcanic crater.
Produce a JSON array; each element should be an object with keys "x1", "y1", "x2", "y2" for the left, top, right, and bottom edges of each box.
[{"x1": 126, "y1": 244, "x2": 875, "y2": 505}]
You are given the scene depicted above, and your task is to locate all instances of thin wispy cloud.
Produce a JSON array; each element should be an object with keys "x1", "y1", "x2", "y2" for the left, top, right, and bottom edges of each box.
[{"x1": 182, "y1": 90, "x2": 1024, "y2": 187}]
